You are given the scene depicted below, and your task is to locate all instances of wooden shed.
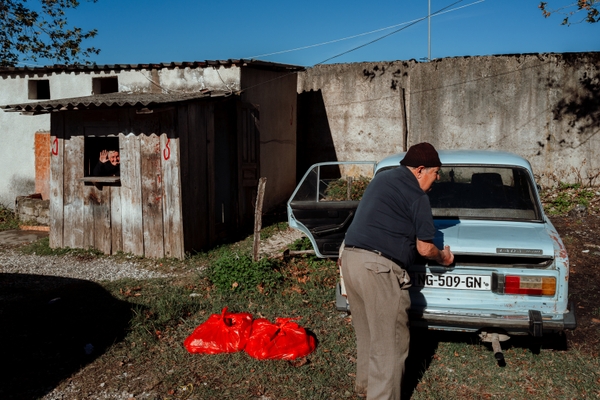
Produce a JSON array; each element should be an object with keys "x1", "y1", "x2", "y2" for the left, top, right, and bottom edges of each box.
[{"x1": 5, "y1": 91, "x2": 264, "y2": 259}]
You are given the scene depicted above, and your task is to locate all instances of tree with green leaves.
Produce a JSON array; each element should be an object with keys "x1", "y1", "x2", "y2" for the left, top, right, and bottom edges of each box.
[
  {"x1": 539, "y1": 0, "x2": 599, "y2": 25},
  {"x1": 0, "y1": 0, "x2": 100, "y2": 67}
]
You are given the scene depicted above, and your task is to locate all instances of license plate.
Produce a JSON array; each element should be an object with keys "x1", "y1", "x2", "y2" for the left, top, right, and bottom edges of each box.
[{"x1": 411, "y1": 273, "x2": 491, "y2": 290}]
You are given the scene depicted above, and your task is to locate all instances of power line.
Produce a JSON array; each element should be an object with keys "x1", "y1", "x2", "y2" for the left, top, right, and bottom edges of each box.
[
  {"x1": 239, "y1": 0, "x2": 483, "y2": 94},
  {"x1": 246, "y1": 0, "x2": 484, "y2": 64},
  {"x1": 315, "y1": 0, "x2": 479, "y2": 65},
  {"x1": 247, "y1": 19, "x2": 427, "y2": 59}
]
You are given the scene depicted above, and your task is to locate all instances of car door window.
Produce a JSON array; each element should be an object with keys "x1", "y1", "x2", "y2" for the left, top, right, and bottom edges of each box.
[{"x1": 287, "y1": 162, "x2": 375, "y2": 257}]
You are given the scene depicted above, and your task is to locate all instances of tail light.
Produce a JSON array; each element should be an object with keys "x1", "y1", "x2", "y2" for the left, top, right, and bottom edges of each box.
[{"x1": 493, "y1": 274, "x2": 556, "y2": 296}]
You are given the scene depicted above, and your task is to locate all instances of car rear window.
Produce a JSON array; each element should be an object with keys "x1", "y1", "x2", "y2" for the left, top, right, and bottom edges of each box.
[{"x1": 378, "y1": 165, "x2": 542, "y2": 221}]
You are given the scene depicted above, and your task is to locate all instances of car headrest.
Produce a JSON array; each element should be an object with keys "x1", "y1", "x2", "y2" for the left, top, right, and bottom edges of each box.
[{"x1": 471, "y1": 172, "x2": 503, "y2": 187}]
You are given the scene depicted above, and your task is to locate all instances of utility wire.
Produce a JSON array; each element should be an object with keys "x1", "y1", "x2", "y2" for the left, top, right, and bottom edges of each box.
[
  {"x1": 246, "y1": 0, "x2": 483, "y2": 64},
  {"x1": 315, "y1": 0, "x2": 474, "y2": 65},
  {"x1": 247, "y1": 19, "x2": 426, "y2": 59},
  {"x1": 239, "y1": 0, "x2": 482, "y2": 94}
]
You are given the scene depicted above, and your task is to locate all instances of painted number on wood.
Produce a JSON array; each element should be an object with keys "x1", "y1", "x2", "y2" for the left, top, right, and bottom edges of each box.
[{"x1": 163, "y1": 138, "x2": 171, "y2": 160}]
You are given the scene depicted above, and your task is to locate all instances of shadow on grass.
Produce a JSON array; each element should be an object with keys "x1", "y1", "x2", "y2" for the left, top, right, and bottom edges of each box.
[
  {"x1": 492, "y1": 331, "x2": 568, "y2": 357},
  {"x1": 0, "y1": 274, "x2": 135, "y2": 399},
  {"x1": 402, "y1": 328, "x2": 570, "y2": 397},
  {"x1": 403, "y1": 329, "x2": 495, "y2": 397},
  {"x1": 402, "y1": 327, "x2": 440, "y2": 398}
]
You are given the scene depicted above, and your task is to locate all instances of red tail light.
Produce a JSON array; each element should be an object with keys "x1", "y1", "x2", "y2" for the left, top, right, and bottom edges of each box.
[{"x1": 504, "y1": 275, "x2": 556, "y2": 296}]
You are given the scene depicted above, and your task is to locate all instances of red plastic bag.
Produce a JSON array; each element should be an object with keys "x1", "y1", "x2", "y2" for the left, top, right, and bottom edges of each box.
[
  {"x1": 244, "y1": 317, "x2": 317, "y2": 360},
  {"x1": 183, "y1": 307, "x2": 253, "y2": 354}
]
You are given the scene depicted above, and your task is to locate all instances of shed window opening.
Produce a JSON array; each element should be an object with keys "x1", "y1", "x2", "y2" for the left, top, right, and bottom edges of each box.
[
  {"x1": 92, "y1": 76, "x2": 118, "y2": 94},
  {"x1": 28, "y1": 79, "x2": 50, "y2": 99},
  {"x1": 84, "y1": 137, "x2": 120, "y2": 177}
]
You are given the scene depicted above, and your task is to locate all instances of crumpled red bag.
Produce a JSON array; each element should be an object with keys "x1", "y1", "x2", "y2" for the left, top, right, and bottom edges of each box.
[
  {"x1": 183, "y1": 307, "x2": 253, "y2": 354},
  {"x1": 244, "y1": 317, "x2": 317, "y2": 360}
]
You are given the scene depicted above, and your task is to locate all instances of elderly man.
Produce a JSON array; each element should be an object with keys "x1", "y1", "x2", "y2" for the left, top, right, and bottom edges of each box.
[
  {"x1": 341, "y1": 142, "x2": 454, "y2": 399},
  {"x1": 93, "y1": 149, "x2": 120, "y2": 177}
]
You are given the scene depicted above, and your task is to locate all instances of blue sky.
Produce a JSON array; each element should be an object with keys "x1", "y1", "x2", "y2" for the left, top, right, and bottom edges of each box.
[{"x1": 50, "y1": 0, "x2": 600, "y2": 66}]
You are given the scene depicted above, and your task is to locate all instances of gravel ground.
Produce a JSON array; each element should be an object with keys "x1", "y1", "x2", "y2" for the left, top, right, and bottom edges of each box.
[
  {"x1": 0, "y1": 227, "x2": 304, "y2": 284},
  {"x1": 0, "y1": 248, "x2": 174, "y2": 282},
  {"x1": 0, "y1": 227, "x2": 306, "y2": 400}
]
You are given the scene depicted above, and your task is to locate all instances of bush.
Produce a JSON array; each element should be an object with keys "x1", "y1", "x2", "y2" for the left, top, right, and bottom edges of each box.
[
  {"x1": 324, "y1": 176, "x2": 371, "y2": 201},
  {"x1": 207, "y1": 251, "x2": 282, "y2": 293},
  {"x1": 288, "y1": 237, "x2": 313, "y2": 251},
  {"x1": 0, "y1": 204, "x2": 19, "y2": 231},
  {"x1": 541, "y1": 183, "x2": 598, "y2": 215}
]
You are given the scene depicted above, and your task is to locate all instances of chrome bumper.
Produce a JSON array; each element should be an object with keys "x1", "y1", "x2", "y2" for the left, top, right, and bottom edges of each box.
[
  {"x1": 410, "y1": 302, "x2": 576, "y2": 336},
  {"x1": 336, "y1": 283, "x2": 577, "y2": 336}
]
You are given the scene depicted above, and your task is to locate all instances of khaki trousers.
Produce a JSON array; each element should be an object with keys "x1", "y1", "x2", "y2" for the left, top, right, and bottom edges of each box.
[{"x1": 341, "y1": 247, "x2": 411, "y2": 400}]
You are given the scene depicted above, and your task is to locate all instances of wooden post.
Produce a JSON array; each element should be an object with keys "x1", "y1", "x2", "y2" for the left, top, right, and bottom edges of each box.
[
  {"x1": 347, "y1": 176, "x2": 353, "y2": 200},
  {"x1": 252, "y1": 177, "x2": 267, "y2": 262}
]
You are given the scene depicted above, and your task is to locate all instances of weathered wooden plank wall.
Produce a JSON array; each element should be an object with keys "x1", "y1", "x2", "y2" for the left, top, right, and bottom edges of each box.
[
  {"x1": 206, "y1": 104, "x2": 216, "y2": 249},
  {"x1": 120, "y1": 132, "x2": 144, "y2": 256},
  {"x1": 161, "y1": 133, "x2": 184, "y2": 258},
  {"x1": 63, "y1": 133, "x2": 84, "y2": 248},
  {"x1": 110, "y1": 185, "x2": 123, "y2": 253},
  {"x1": 237, "y1": 104, "x2": 260, "y2": 227},
  {"x1": 92, "y1": 185, "x2": 112, "y2": 254},
  {"x1": 140, "y1": 133, "x2": 164, "y2": 258},
  {"x1": 49, "y1": 103, "x2": 216, "y2": 259},
  {"x1": 178, "y1": 105, "x2": 192, "y2": 252},
  {"x1": 82, "y1": 182, "x2": 95, "y2": 250},
  {"x1": 179, "y1": 103, "x2": 212, "y2": 253},
  {"x1": 49, "y1": 113, "x2": 64, "y2": 248}
]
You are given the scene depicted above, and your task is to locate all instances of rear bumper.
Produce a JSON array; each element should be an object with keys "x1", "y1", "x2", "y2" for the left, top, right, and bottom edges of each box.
[
  {"x1": 336, "y1": 283, "x2": 576, "y2": 336},
  {"x1": 410, "y1": 302, "x2": 576, "y2": 336}
]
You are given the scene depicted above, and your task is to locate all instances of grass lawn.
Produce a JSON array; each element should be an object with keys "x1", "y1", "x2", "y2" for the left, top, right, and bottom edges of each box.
[{"x1": 1, "y1": 213, "x2": 599, "y2": 399}]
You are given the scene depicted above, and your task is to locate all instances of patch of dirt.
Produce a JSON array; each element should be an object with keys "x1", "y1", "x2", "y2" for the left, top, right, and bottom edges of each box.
[
  {"x1": 260, "y1": 227, "x2": 305, "y2": 258},
  {"x1": 550, "y1": 215, "x2": 600, "y2": 354}
]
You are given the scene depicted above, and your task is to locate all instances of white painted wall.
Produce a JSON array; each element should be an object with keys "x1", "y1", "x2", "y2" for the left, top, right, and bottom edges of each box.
[{"x1": 116, "y1": 66, "x2": 240, "y2": 93}]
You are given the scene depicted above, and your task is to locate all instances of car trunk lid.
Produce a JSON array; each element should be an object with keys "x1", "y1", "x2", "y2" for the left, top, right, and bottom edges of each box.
[{"x1": 433, "y1": 219, "x2": 554, "y2": 258}]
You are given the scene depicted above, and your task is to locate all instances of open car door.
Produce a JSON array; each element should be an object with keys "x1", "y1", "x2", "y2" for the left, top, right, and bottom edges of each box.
[{"x1": 287, "y1": 162, "x2": 376, "y2": 258}]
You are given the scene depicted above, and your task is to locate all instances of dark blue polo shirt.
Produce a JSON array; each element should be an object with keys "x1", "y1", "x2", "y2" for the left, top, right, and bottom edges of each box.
[{"x1": 344, "y1": 166, "x2": 436, "y2": 267}]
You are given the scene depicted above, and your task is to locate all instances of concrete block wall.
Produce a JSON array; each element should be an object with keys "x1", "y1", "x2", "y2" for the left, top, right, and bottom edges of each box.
[
  {"x1": 15, "y1": 196, "x2": 50, "y2": 226},
  {"x1": 298, "y1": 52, "x2": 600, "y2": 188}
]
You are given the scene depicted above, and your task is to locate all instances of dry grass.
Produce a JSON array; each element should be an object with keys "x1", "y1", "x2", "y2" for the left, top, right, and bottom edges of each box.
[{"x1": 3, "y1": 199, "x2": 600, "y2": 399}]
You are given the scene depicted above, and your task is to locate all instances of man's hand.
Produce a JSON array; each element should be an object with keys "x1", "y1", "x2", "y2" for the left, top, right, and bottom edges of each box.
[
  {"x1": 439, "y1": 245, "x2": 454, "y2": 266},
  {"x1": 416, "y1": 239, "x2": 454, "y2": 267},
  {"x1": 99, "y1": 150, "x2": 109, "y2": 163}
]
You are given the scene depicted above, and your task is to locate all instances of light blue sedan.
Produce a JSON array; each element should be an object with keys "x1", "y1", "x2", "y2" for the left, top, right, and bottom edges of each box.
[{"x1": 287, "y1": 150, "x2": 576, "y2": 357}]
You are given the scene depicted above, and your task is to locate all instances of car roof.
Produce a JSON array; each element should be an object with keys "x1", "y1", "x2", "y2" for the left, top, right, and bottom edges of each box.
[{"x1": 376, "y1": 150, "x2": 534, "y2": 172}]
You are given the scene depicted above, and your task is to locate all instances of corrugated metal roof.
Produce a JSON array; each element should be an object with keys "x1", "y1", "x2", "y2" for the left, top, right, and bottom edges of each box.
[
  {"x1": 0, "y1": 59, "x2": 305, "y2": 74},
  {"x1": 1, "y1": 91, "x2": 232, "y2": 114}
]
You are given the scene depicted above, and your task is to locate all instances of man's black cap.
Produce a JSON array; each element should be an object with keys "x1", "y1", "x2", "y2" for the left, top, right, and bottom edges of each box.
[{"x1": 400, "y1": 142, "x2": 442, "y2": 167}]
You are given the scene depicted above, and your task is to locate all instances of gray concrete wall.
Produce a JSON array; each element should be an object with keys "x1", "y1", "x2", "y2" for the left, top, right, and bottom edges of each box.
[
  {"x1": 298, "y1": 53, "x2": 600, "y2": 188},
  {"x1": 297, "y1": 61, "x2": 414, "y2": 176}
]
